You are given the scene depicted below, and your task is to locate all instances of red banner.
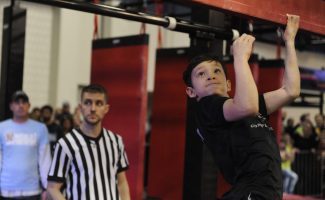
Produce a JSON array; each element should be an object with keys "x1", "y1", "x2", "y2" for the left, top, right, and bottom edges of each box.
[{"x1": 192, "y1": 0, "x2": 325, "y2": 35}]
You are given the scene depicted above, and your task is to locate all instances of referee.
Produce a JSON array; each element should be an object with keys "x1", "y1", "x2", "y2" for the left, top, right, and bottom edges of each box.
[{"x1": 47, "y1": 84, "x2": 130, "y2": 200}]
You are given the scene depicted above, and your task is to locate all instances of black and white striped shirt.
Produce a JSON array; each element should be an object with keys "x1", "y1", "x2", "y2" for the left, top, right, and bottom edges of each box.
[{"x1": 48, "y1": 128, "x2": 129, "y2": 200}]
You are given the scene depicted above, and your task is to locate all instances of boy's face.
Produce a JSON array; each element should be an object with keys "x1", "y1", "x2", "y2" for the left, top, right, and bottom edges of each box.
[{"x1": 186, "y1": 60, "x2": 231, "y2": 100}]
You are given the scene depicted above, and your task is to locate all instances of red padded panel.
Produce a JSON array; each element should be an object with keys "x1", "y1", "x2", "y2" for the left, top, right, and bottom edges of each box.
[
  {"x1": 147, "y1": 49, "x2": 188, "y2": 200},
  {"x1": 258, "y1": 60, "x2": 285, "y2": 143},
  {"x1": 192, "y1": 0, "x2": 325, "y2": 36},
  {"x1": 91, "y1": 35, "x2": 148, "y2": 200},
  {"x1": 226, "y1": 58, "x2": 259, "y2": 98}
]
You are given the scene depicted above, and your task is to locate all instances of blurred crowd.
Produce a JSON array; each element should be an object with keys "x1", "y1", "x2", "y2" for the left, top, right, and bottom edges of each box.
[
  {"x1": 282, "y1": 112, "x2": 324, "y2": 154},
  {"x1": 29, "y1": 102, "x2": 82, "y2": 153},
  {"x1": 281, "y1": 112, "x2": 325, "y2": 195}
]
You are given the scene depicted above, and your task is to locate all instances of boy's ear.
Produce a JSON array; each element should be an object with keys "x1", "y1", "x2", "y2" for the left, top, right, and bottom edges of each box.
[
  {"x1": 186, "y1": 87, "x2": 197, "y2": 98},
  {"x1": 226, "y1": 80, "x2": 231, "y2": 92}
]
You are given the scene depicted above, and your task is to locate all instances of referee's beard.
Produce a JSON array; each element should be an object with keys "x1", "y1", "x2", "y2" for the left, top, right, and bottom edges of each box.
[{"x1": 84, "y1": 117, "x2": 101, "y2": 126}]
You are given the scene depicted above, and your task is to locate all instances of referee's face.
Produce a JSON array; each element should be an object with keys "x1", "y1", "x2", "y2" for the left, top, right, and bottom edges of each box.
[{"x1": 80, "y1": 92, "x2": 109, "y2": 126}]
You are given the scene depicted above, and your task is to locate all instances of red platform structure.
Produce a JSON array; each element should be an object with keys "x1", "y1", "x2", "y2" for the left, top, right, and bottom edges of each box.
[
  {"x1": 91, "y1": 34, "x2": 149, "y2": 200},
  {"x1": 147, "y1": 48, "x2": 189, "y2": 200}
]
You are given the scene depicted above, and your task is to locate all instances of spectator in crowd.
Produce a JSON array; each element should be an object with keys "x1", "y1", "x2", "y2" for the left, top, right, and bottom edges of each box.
[
  {"x1": 54, "y1": 108, "x2": 62, "y2": 125},
  {"x1": 56, "y1": 101, "x2": 73, "y2": 124},
  {"x1": 40, "y1": 105, "x2": 64, "y2": 155},
  {"x1": 0, "y1": 91, "x2": 52, "y2": 200},
  {"x1": 314, "y1": 113, "x2": 324, "y2": 136},
  {"x1": 294, "y1": 113, "x2": 311, "y2": 136},
  {"x1": 280, "y1": 134, "x2": 299, "y2": 194},
  {"x1": 29, "y1": 107, "x2": 41, "y2": 121},
  {"x1": 284, "y1": 117, "x2": 296, "y2": 135},
  {"x1": 318, "y1": 129, "x2": 325, "y2": 156},
  {"x1": 290, "y1": 120, "x2": 319, "y2": 151},
  {"x1": 60, "y1": 116, "x2": 74, "y2": 135},
  {"x1": 72, "y1": 106, "x2": 82, "y2": 128}
]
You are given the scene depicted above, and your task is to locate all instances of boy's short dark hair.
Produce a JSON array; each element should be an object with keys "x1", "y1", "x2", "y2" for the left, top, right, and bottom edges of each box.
[
  {"x1": 183, "y1": 54, "x2": 227, "y2": 87},
  {"x1": 81, "y1": 84, "x2": 109, "y2": 102}
]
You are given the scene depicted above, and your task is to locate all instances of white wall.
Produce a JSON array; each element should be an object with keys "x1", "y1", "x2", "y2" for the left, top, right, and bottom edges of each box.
[
  {"x1": 20, "y1": 1, "x2": 54, "y2": 108},
  {"x1": 55, "y1": 9, "x2": 93, "y2": 109}
]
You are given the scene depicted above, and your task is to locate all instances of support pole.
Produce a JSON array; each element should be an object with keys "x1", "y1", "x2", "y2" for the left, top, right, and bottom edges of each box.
[{"x1": 0, "y1": 0, "x2": 27, "y2": 120}]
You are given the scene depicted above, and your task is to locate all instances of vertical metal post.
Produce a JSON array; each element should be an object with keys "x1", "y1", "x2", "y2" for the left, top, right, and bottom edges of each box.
[
  {"x1": 0, "y1": 0, "x2": 15, "y2": 120},
  {"x1": 0, "y1": 0, "x2": 27, "y2": 120}
]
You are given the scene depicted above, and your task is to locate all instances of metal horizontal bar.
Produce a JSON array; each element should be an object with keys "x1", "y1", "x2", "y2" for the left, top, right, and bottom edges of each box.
[
  {"x1": 300, "y1": 92, "x2": 323, "y2": 98},
  {"x1": 21, "y1": 0, "x2": 236, "y2": 40},
  {"x1": 289, "y1": 102, "x2": 320, "y2": 108}
]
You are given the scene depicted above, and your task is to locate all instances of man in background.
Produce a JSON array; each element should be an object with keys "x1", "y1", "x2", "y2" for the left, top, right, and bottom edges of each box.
[
  {"x1": 47, "y1": 84, "x2": 130, "y2": 200},
  {"x1": 40, "y1": 105, "x2": 64, "y2": 155},
  {"x1": 0, "y1": 91, "x2": 52, "y2": 200}
]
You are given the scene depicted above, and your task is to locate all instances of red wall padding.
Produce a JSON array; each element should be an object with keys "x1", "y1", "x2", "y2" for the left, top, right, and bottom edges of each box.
[
  {"x1": 91, "y1": 35, "x2": 148, "y2": 200},
  {"x1": 258, "y1": 60, "x2": 285, "y2": 143},
  {"x1": 226, "y1": 56, "x2": 260, "y2": 98},
  {"x1": 147, "y1": 49, "x2": 188, "y2": 200}
]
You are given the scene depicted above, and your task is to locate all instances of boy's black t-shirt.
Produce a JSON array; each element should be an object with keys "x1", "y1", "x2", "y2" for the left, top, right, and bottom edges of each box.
[{"x1": 196, "y1": 94, "x2": 282, "y2": 200}]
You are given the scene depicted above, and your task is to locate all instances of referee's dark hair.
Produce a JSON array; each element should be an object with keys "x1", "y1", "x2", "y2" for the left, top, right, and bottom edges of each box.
[
  {"x1": 81, "y1": 84, "x2": 109, "y2": 103},
  {"x1": 183, "y1": 54, "x2": 227, "y2": 87}
]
